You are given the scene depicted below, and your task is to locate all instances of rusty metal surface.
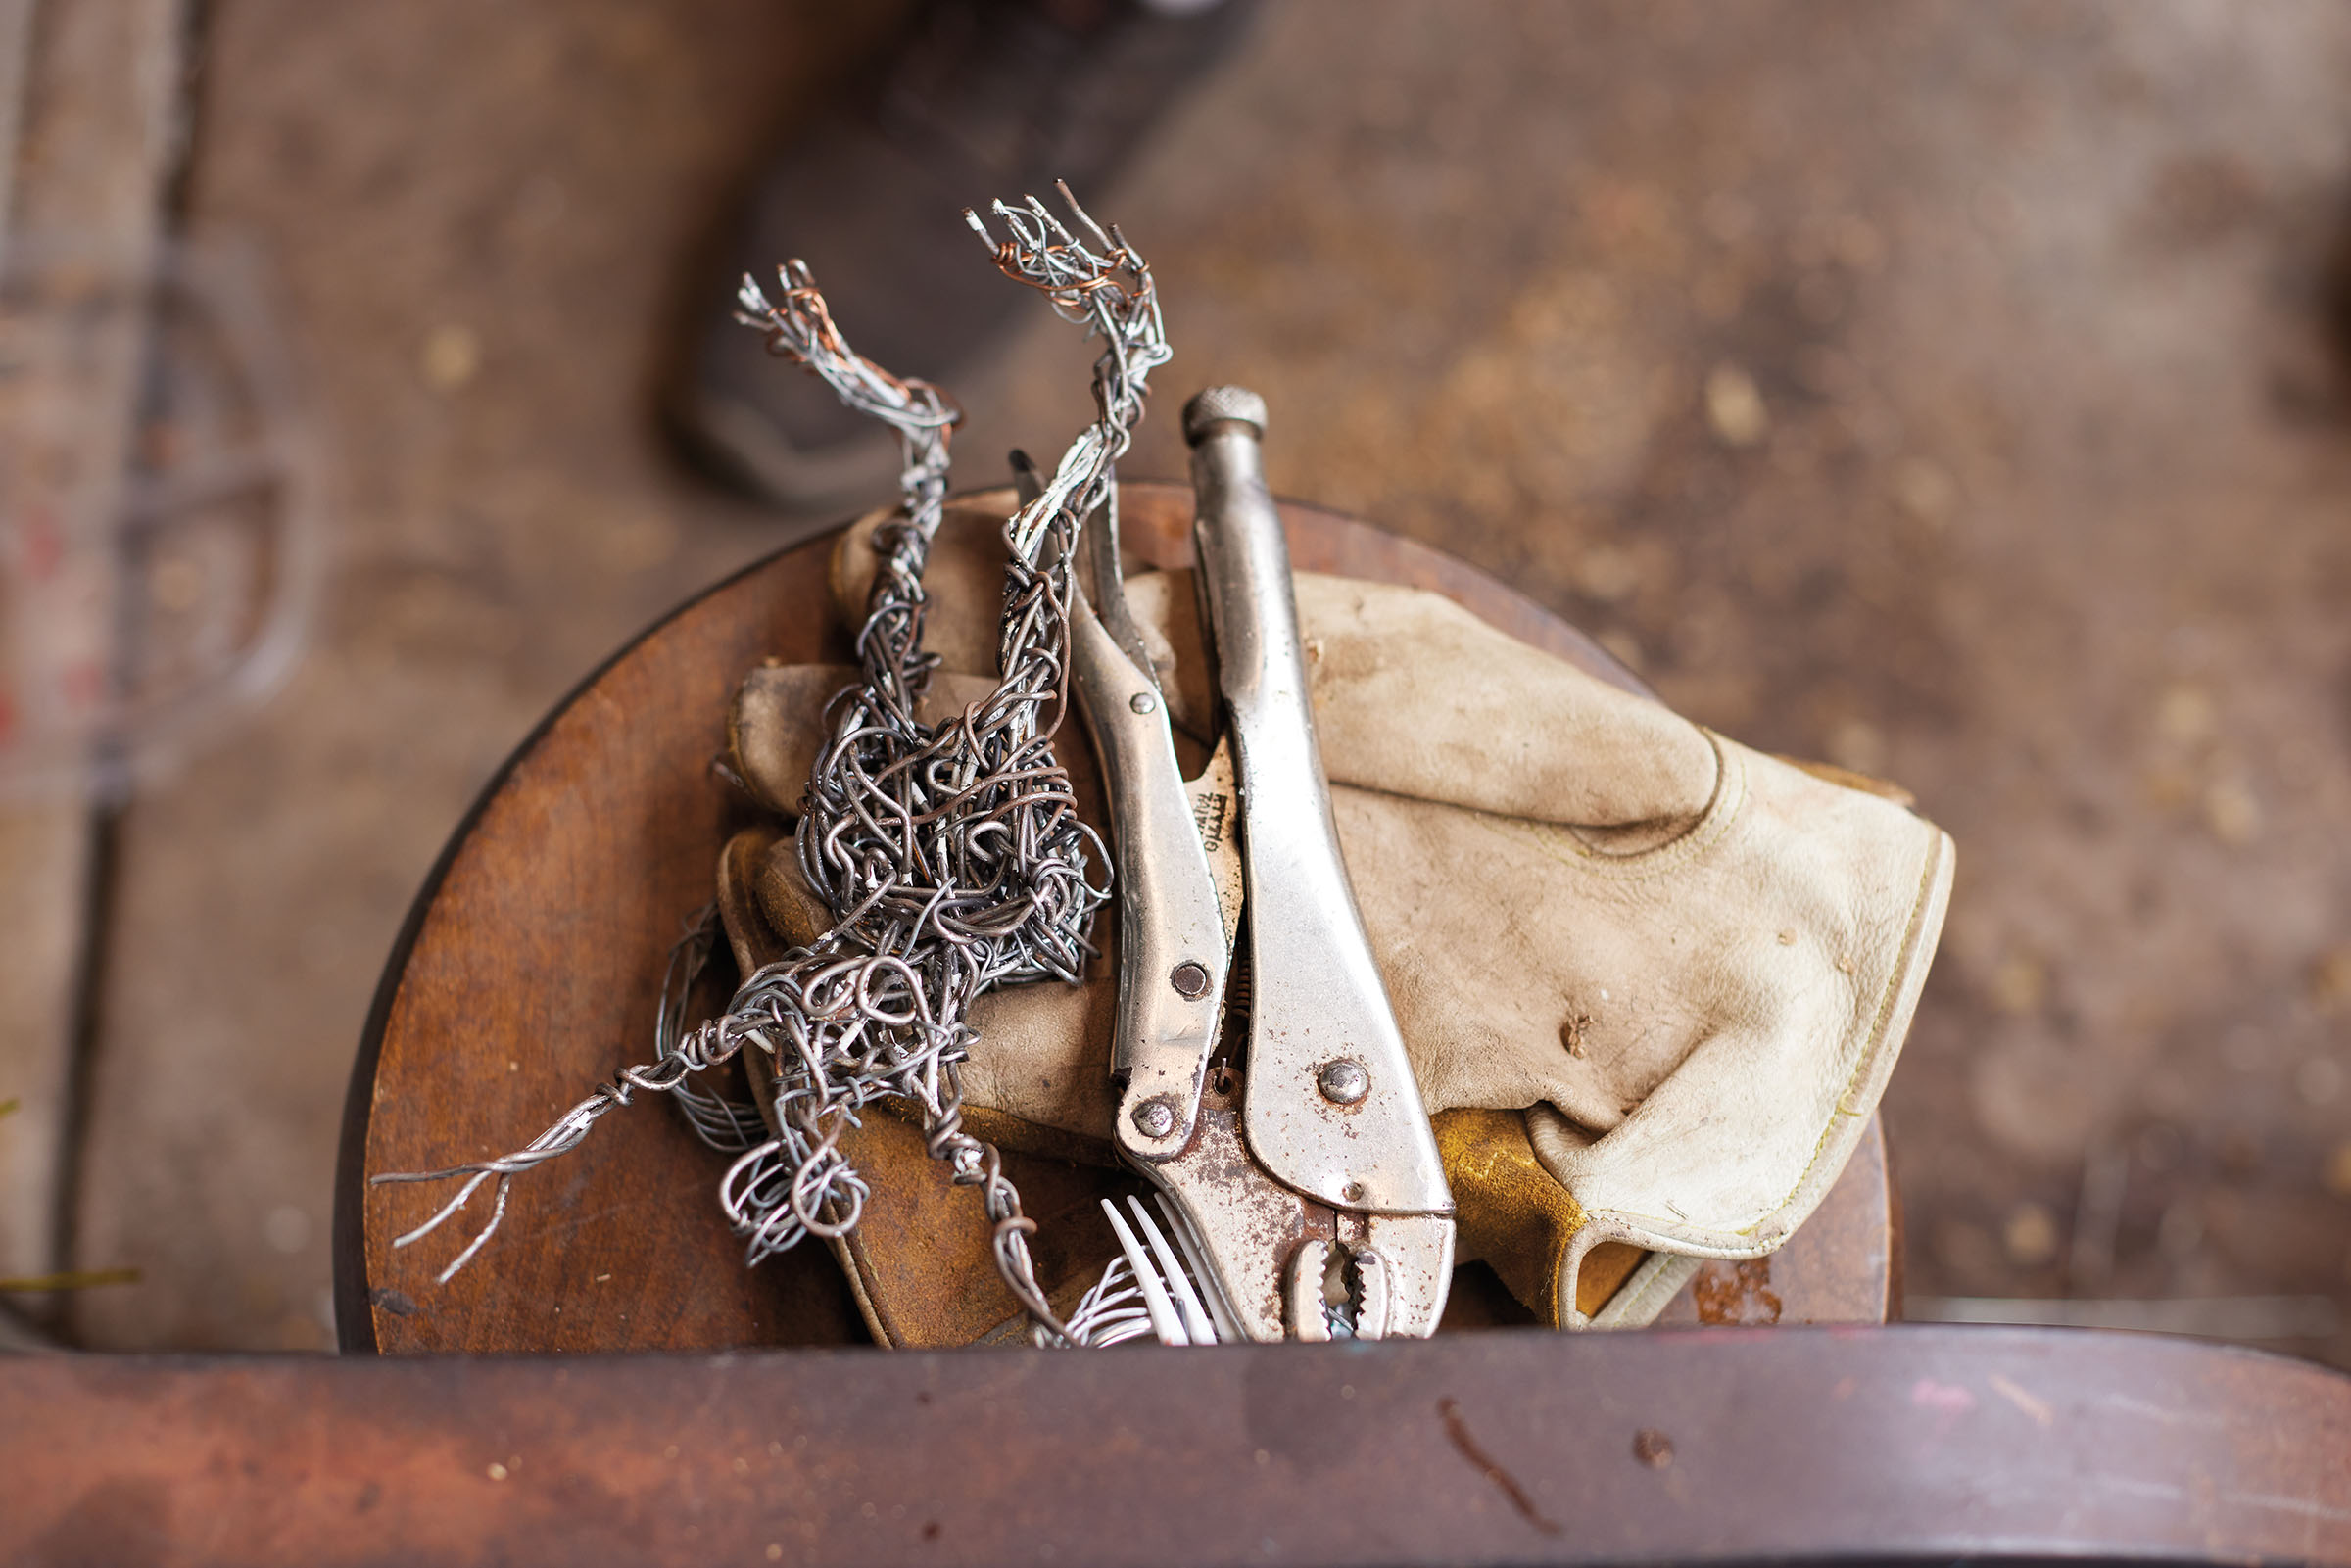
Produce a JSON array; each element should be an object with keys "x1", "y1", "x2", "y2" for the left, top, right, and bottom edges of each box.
[{"x1": 3, "y1": 1326, "x2": 2347, "y2": 1566}]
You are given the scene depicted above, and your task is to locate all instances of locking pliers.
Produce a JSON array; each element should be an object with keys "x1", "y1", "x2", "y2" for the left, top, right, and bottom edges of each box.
[{"x1": 1069, "y1": 386, "x2": 1456, "y2": 1343}]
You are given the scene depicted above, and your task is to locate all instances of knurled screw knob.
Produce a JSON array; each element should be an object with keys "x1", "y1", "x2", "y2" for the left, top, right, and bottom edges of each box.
[{"x1": 1182, "y1": 385, "x2": 1268, "y2": 446}]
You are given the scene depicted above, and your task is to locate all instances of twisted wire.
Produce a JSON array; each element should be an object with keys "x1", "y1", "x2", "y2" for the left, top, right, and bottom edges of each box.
[
  {"x1": 1062, "y1": 1251, "x2": 1159, "y2": 1348},
  {"x1": 373, "y1": 187, "x2": 1167, "y2": 1344},
  {"x1": 655, "y1": 903, "x2": 769, "y2": 1153}
]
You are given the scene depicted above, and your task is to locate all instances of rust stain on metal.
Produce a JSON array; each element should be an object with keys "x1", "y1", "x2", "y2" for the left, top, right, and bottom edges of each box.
[
  {"x1": 1436, "y1": 1396, "x2": 1562, "y2": 1536},
  {"x1": 1694, "y1": 1259, "x2": 1783, "y2": 1325}
]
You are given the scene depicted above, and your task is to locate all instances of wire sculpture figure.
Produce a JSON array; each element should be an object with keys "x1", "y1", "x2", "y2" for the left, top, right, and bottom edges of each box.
[{"x1": 372, "y1": 185, "x2": 1168, "y2": 1345}]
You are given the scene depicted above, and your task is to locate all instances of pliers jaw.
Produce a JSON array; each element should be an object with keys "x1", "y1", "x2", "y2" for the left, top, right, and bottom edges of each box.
[{"x1": 1141, "y1": 1066, "x2": 1457, "y2": 1342}]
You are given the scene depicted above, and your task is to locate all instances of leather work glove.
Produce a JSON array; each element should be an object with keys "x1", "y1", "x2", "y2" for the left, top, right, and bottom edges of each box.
[{"x1": 717, "y1": 496, "x2": 1953, "y2": 1342}]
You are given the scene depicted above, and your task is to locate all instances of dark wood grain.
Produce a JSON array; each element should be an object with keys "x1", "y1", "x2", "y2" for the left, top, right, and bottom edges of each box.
[{"x1": 340, "y1": 482, "x2": 1895, "y2": 1353}]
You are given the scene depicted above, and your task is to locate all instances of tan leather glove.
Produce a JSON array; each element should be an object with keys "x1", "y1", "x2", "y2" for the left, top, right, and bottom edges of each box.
[{"x1": 723, "y1": 496, "x2": 1952, "y2": 1339}]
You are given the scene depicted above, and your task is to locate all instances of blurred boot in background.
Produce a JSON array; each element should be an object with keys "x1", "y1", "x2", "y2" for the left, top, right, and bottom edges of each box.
[{"x1": 669, "y1": 0, "x2": 1258, "y2": 512}]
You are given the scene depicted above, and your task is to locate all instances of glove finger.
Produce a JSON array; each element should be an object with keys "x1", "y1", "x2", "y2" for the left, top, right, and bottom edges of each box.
[
  {"x1": 829, "y1": 491, "x2": 1022, "y2": 679},
  {"x1": 1294, "y1": 571, "x2": 1717, "y2": 827},
  {"x1": 729, "y1": 663, "x2": 851, "y2": 817},
  {"x1": 716, "y1": 826, "x2": 792, "y2": 974},
  {"x1": 1126, "y1": 565, "x2": 1717, "y2": 829}
]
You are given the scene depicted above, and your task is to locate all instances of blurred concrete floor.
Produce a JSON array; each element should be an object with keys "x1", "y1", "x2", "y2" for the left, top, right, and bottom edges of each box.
[{"x1": 33, "y1": 0, "x2": 2351, "y2": 1358}]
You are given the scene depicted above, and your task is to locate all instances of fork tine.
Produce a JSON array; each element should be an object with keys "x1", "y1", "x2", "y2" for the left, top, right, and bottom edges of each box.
[
  {"x1": 1155, "y1": 1194, "x2": 1244, "y2": 1344},
  {"x1": 1127, "y1": 1196, "x2": 1219, "y2": 1345},
  {"x1": 1100, "y1": 1199, "x2": 1189, "y2": 1345}
]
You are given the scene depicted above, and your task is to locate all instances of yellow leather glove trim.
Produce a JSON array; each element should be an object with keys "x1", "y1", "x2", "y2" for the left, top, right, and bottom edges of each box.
[{"x1": 1436, "y1": 1107, "x2": 1646, "y2": 1325}]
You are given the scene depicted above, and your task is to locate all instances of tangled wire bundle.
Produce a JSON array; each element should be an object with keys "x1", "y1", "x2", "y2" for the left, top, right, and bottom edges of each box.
[{"x1": 373, "y1": 187, "x2": 1169, "y2": 1343}]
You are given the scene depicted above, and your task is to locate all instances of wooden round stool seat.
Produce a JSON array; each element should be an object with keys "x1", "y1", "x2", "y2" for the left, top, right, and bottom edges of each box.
[{"x1": 335, "y1": 484, "x2": 1897, "y2": 1354}]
